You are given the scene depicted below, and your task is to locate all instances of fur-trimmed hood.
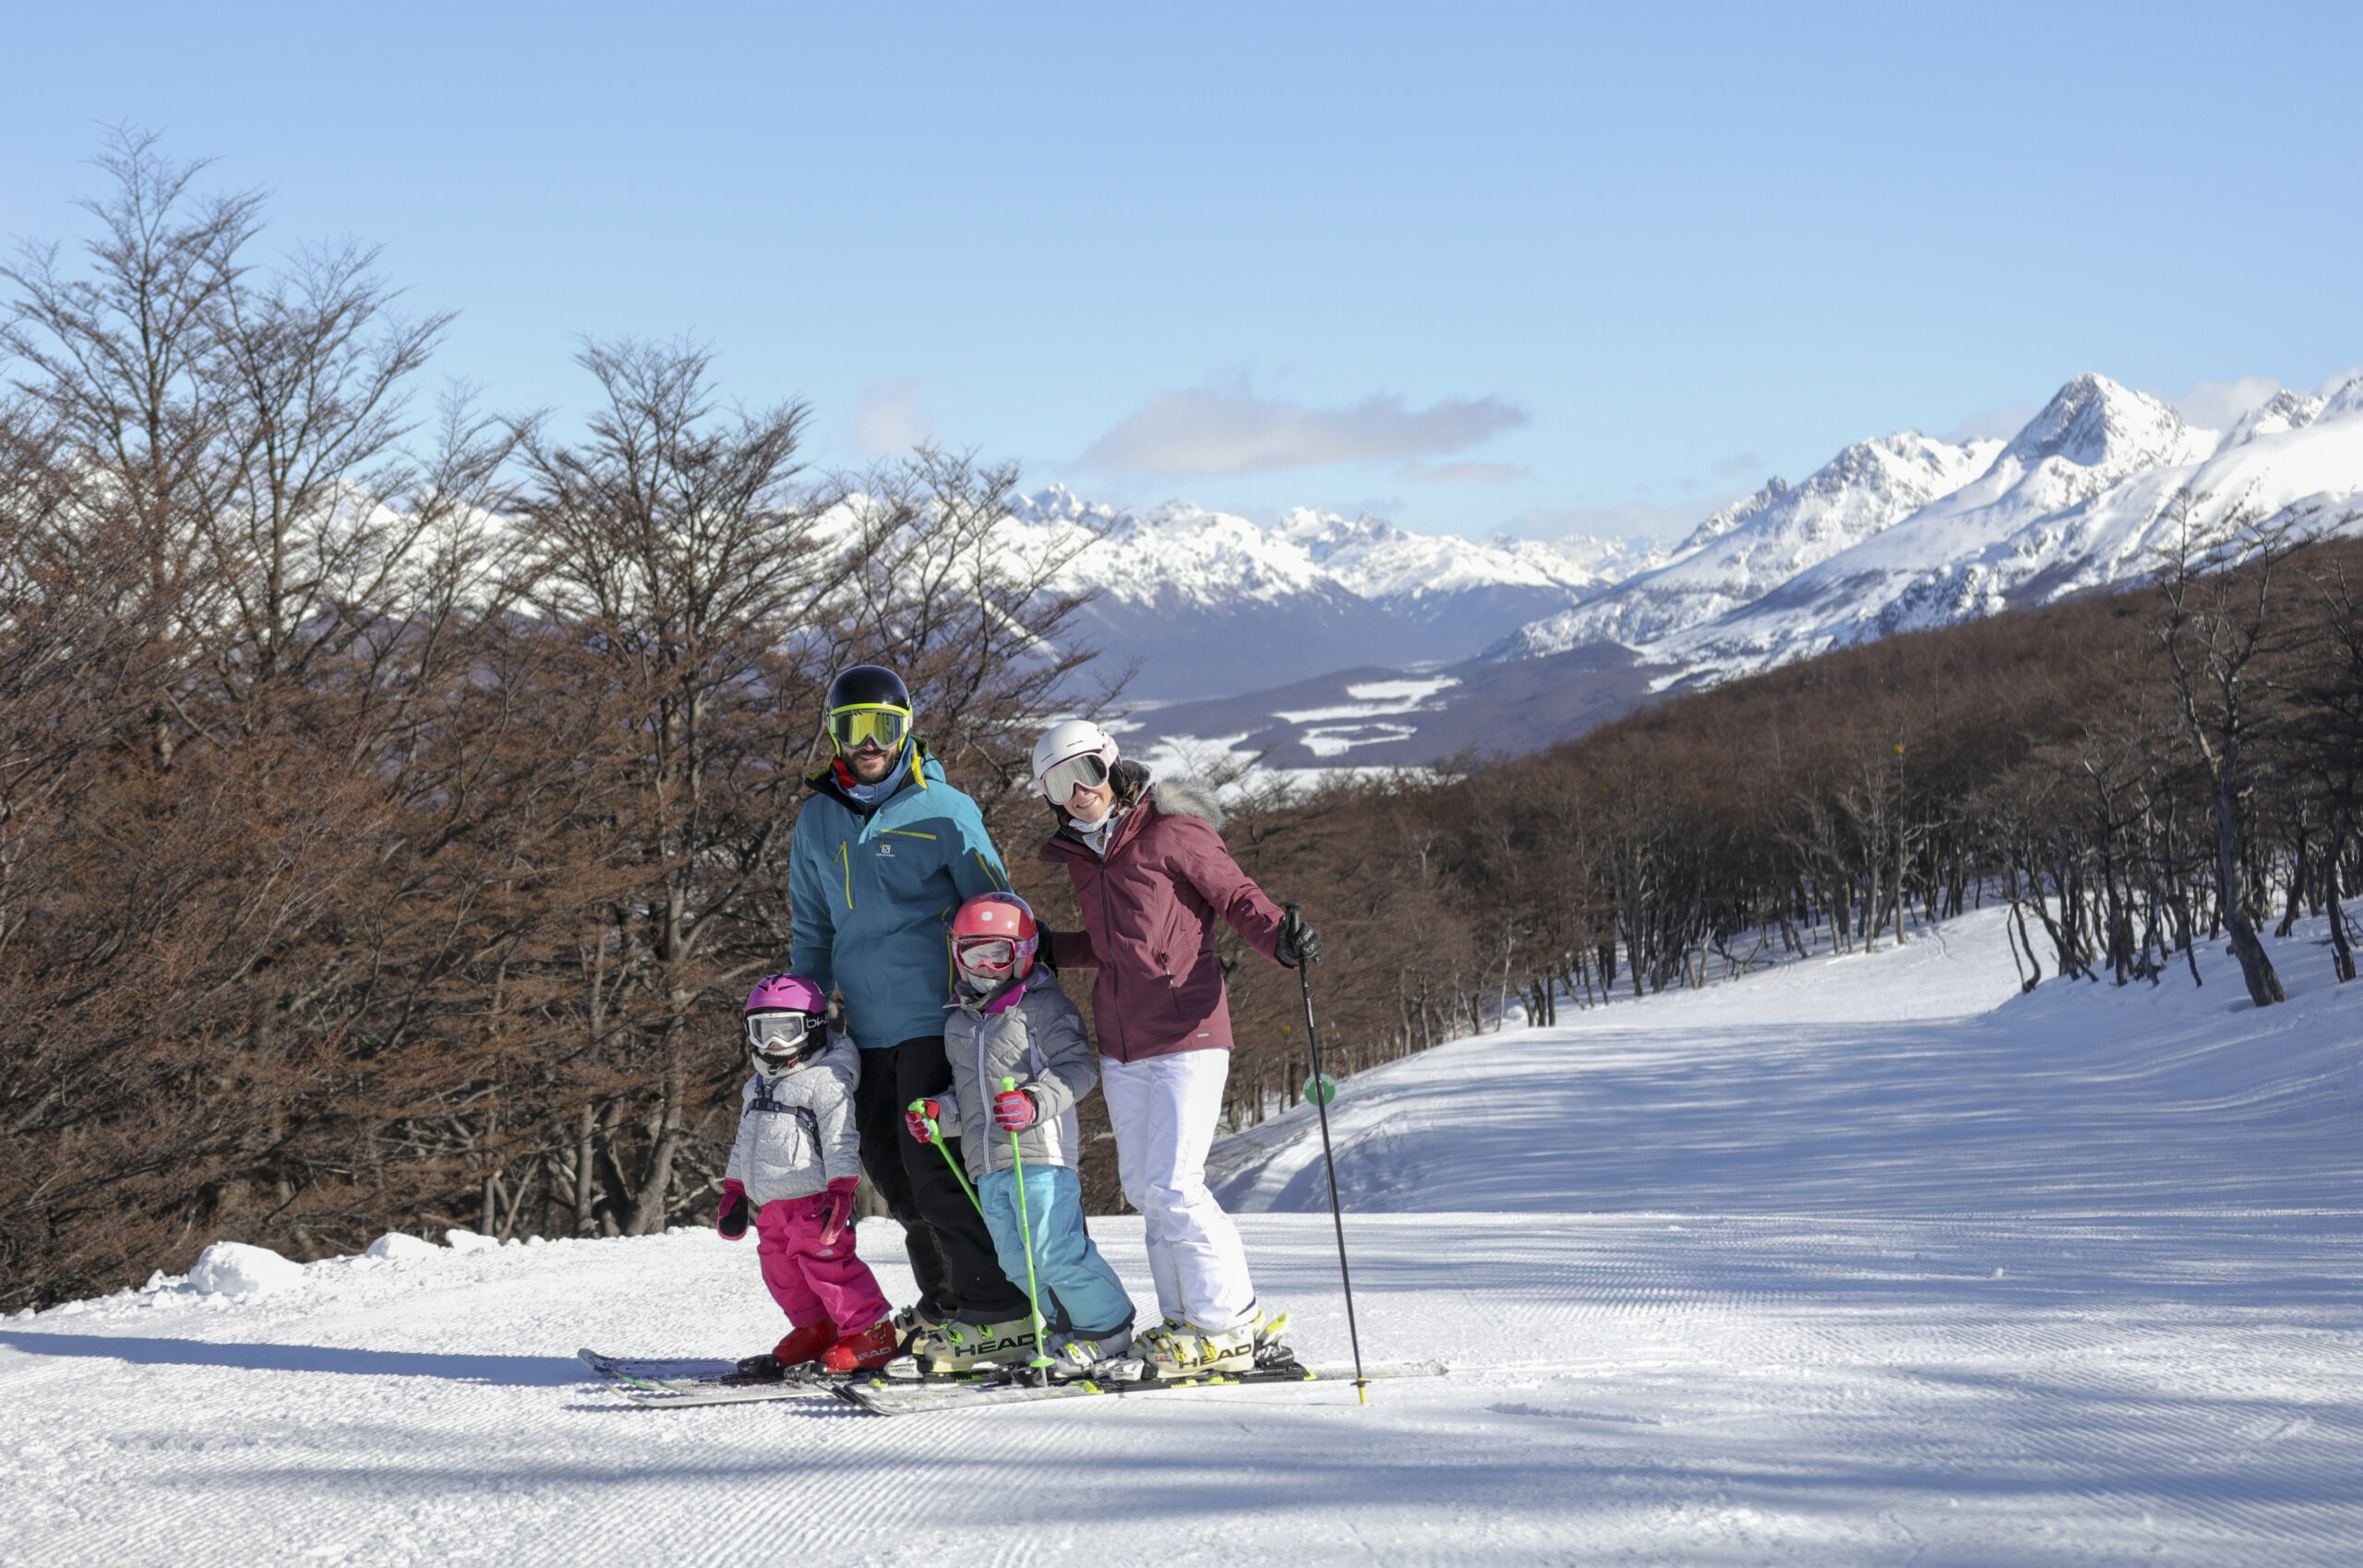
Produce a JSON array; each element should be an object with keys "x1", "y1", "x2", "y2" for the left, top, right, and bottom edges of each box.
[
  {"x1": 1147, "y1": 775, "x2": 1225, "y2": 832},
  {"x1": 1048, "y1": 760, "x2": 1225, "y2": 836}
]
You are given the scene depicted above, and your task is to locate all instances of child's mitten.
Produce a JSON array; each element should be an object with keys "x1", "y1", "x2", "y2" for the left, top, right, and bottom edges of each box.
[
  {"x1": 717, "y1": 1179, "x2": 750, "y2": 1239},
  {"x1": 816, "y1": 1177, "x2": 858, "y2": 1245}
]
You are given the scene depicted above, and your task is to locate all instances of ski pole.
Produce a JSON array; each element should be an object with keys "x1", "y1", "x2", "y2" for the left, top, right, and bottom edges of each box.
[
  {"x1": 1002, "y1": 1075, "x2": 1058, "y2": 1383},
  {"x1": 913, "y1": 1099, "x2": 986, "y2": 1217},
  {"x1": 1294, "y1": 944, "x2": 1370, "y2": 1405}
]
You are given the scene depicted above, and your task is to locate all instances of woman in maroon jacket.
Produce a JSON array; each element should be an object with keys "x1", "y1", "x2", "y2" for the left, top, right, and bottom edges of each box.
[{"x1": 1030, "y1": 720, "x2": 1321, "y2": 1377}]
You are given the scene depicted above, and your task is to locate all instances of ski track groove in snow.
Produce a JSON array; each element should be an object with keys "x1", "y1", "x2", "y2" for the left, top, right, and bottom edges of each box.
[{"x1": 6, "y1": 909, "x2": 2363, "y2": 1565}]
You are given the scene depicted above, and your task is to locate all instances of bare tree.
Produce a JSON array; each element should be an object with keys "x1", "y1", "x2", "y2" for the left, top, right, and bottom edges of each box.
[
  {"x1": 509, "y1": 336, "x2": 831, "y2": 1233},
  {"x1": 2150, "y1": 495, "x2": 2303, "y2": 1008}
]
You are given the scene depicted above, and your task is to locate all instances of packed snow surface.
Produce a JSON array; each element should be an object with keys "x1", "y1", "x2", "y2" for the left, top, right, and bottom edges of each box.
[{"x1": 6, "y1": 911, "x2": 2360, "y2": 1565}]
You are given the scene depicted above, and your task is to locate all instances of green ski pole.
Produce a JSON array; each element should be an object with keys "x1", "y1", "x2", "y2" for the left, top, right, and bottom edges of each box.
[
  {"x1": 911, "y1": 1098, "x2": 985, "y2": 1217},
  {"x1": 1002, "y1": 1074, "x2": 1058, "y2": 1383}
]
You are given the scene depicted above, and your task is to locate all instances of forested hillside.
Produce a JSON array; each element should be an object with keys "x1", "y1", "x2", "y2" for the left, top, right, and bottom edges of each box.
[{"x1": 0, "y1": 138, "x2": 1100, "y2": 1311}]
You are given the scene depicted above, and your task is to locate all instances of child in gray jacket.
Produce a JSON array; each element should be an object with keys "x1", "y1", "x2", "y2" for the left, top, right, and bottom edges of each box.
[{"x1": 905, "y1": 892, "x2": 1137, "y2": 1376}]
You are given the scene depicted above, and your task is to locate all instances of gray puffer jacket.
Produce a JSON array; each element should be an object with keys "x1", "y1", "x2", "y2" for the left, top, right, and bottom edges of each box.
[
  {"x1": 725, "y1": 1034, "x2": 861, "y2": 1206},
  {"x1": 938, "y1": 969, "x2": 1096, "y2": 1179}
]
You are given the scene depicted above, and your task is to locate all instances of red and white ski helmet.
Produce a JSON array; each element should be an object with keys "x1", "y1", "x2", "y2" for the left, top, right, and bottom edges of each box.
[
  {"x1": 1031, "y1": 719, "x2": 1120, "y2": 803},
  {"x1": 950, "y1": 892, "x2": 1038, "y2": 983}
]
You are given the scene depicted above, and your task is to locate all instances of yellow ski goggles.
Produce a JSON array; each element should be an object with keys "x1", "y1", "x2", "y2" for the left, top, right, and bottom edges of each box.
[{"x1": 827, "y1": 704, "x2": 909, "y2": 752}]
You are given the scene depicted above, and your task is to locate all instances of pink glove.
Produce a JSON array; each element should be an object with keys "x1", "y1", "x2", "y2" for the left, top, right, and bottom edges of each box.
[
  {"x1": 816, "y1": 1177, "x2": 858, "y2": 1245},
  {"x1": 717, "y1": 1179, "x2": 750, "y2": 1240},
  {"x1": 906, "y1": 1098, "x2": 943, "y2": 1143},
  {"x1": 991, "y1": 1086, "x2": 1038, "y2": 1132}
]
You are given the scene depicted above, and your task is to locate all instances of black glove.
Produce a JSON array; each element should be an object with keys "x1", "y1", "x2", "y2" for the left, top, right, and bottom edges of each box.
[
  {"x1": 716, "y1": 1183, "x2": 750, "y2": 1239},
  {"x1": 1276, "y1": 904, "x2": 1323, "y2": 968}
]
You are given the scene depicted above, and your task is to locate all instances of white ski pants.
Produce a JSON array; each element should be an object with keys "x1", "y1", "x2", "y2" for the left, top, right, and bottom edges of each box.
[{"x1": 1099, "y1": 1047, "x2": 1257, "y2": 1332}]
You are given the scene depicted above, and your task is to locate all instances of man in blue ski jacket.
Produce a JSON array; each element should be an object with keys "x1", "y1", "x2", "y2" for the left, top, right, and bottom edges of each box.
[{"x1": 787, "y1": 664, "x2": 1033, "y2": 1357}]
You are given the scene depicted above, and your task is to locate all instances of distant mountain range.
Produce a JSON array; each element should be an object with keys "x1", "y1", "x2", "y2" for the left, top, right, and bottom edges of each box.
[
  {"x1": 999, "y1": 487, "x2": 1661, "y2": 700},
  {"x1": 1021, "y1": 371, "x2": 2363, "y2": 772}
]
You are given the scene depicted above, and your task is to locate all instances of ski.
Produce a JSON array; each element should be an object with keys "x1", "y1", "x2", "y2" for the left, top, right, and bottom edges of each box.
[
  {"x1": 578, "y1": 1347, "x2": 1025, "y2": 1409},
  {"x1": 837, "y1": 1358, "x2": 1449, "y2": 1416},
  {"x1": 578, "y1": 1347, "x2": 855, "y2": 1407}
]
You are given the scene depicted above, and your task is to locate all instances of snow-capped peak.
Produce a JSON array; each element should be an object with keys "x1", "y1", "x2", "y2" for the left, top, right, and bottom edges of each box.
[
  {"x1": 1484, "y1": 429, "x2": 2000, "y2": 660},
  {"x1": 2224, "y1": 389, "x2": 2327, "y2": 449},
  {"x1": 2000, "y1": 373, "x2": 2214, "y2": 476},
  {"x1": 2321, "y1": 374, "x2": 2363, "y2": 423}
]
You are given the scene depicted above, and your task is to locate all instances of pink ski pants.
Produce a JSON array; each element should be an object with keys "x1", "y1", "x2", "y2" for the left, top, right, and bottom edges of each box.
[{"x1": 755, "y1": 1194, "x2": 889, "y2": 1335}]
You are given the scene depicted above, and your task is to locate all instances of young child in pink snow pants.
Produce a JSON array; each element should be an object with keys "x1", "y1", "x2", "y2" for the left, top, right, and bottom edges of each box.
[{"x1": 719, "y1": 975, "x2": 898, "y2": 1377}]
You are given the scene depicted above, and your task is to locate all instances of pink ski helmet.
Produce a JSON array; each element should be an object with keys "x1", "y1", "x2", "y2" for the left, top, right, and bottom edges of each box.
[
  {"x1": 951, "y1": 892, "x2": 1038, "y2": 986},
  {"x1": 743, "y1": 973, "x2": 828, "y2": 1075}
]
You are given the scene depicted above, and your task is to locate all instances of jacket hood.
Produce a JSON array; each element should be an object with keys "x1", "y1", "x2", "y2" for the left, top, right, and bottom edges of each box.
[
  {"x1": 1044, "y1": 768, "x2": 1224, "y2": 851},
  {"x1": 1148, "y1": 776, "x2": 1224, "y2": 832}
]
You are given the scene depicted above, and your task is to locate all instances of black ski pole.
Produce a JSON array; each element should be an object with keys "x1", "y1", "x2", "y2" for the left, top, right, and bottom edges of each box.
[{"x1": 1290, "y1": 920, "x2": 1369, "y2": 1404}]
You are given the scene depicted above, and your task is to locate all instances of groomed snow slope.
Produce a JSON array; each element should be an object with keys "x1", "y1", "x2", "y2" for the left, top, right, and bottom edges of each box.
[{"x1": 6, "y1": 912, "x2": 2361, "y2": 1566}]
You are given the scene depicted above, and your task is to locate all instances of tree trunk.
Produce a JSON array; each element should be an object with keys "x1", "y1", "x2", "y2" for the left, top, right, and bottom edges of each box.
[{"x1": 2212, "y1": 764, "x2": 2285, "y2": 1007}]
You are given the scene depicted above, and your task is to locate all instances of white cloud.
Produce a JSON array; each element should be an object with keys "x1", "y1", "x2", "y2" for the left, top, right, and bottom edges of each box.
[
  {"x1": 1081, "y1": 382, "x2": 1526, "y2": 476},
  {"x1": 1710, "y1": 452, "x2": 1765, "y2": 479},
  {"x1": 1400, "y1": 460, "x2": 1526, "y2": 485},
  {"x1": 2160, "y1": 376, "x2": 2283, "y2": 434},
  {"x1": 856, "y1": 379, "x2": 931, "y2": 457}
]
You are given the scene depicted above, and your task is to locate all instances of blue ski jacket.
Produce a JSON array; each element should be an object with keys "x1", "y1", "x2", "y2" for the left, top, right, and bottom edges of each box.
[{"x1": 787, "y1": 740, "x2": 1013, "y2": 1050}]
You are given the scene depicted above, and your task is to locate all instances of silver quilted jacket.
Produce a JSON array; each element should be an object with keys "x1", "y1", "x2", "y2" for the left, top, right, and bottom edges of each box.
[
  {"x1": 938, "y1": 970, "x2": 1096, "y2": 1178},
  {"x1": 724, "y1": 1033, "x2": 862, "y2": 1205}
]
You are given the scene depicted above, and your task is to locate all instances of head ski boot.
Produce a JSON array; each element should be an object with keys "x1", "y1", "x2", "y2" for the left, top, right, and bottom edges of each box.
[{"x1": 909, "y1": 1315, "x2": 1039, "y2": 1374}]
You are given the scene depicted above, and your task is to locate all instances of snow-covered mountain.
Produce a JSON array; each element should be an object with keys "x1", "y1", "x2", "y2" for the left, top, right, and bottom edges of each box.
[
  {"x1": 997, "y1": 486, "x2": 1657, "y2": 700},
  {"x1": 1110, "y1": 369, "x2": 2363, "y2": 772},
  {"x1": 1647, "y1": 373, "x2": 2363, "y2": 681},
  {"x1": 1490, "y1": 430, "x2": 2004, "y2": 660},
  {"x1": 1484, "y1": 371, "x2": 2363, "y2": 688}
]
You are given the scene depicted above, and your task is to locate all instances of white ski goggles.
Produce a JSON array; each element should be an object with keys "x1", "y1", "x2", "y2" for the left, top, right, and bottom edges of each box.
[
  {"x1": 1037, "y1": 751, "x2": 1110, "y2": 802},
  {"x1": 954, "y1": 936, "x2": 1018, "y2": 976},
  {"x1": 744, "y1": 1011, "x2": 814, "y2": 1052}
]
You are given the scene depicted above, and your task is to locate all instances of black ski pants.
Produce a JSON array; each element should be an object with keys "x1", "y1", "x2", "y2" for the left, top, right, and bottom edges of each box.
[{"x1": 852, "y1": 1035, "x2": 1029, "y2": 1322}]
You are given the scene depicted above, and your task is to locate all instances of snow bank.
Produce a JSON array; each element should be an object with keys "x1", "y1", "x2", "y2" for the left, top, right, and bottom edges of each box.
[
  {"x1": 363, "y1": 1232, "x2": 441, "y2": 1262},
  {"x1": 186, "y1": 1240, "x2": 304, "y2": 1298}
]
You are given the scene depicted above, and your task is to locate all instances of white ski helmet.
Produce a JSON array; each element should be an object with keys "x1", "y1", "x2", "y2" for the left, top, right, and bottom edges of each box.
[{"x1": 1031, "y1": 719, "x2": 1121, "y2": 802}]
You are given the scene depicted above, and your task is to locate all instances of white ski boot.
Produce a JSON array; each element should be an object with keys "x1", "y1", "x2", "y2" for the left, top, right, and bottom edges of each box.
[
  {"x1": 1042, "y1": 1325, "x2": 1135, "y2": 1381},
  {"x1": 908, "y1": 1314, "x2": 1038, "y2": 1374},
  {"x1": 1138, "y1": 1310, "x2": 1287, "y2": 1379}
]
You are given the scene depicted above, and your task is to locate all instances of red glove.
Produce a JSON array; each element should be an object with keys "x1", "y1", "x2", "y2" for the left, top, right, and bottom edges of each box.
[
  {"x1": 816, "y1": 1178, "x2": 857, "y2": 1245},
  {"x1": 992, "y1": 1086, "x2": 1038, "y2": 1132},
  {"x1": 906, "y1": 1098, "x2": 944, "y2": 1143},
  {"x1": 716, "y1": 1179, "x2": 750, "y2": 1240}
]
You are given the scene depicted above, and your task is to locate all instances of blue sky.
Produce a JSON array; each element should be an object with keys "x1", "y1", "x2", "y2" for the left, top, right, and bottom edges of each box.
[{"x1": 4, "y1": 2, "x2": 2359, "y2": 544}]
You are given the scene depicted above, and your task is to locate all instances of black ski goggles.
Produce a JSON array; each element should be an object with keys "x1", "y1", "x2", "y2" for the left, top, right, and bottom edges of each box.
[{"x1": 827, "y1": 705, "x2": 908, "y2": 752}]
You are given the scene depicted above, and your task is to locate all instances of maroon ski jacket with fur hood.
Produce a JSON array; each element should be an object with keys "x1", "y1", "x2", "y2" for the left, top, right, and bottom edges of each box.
[{"x1": 1038, "y1": 773, "x2": 1287, "y2": 1062}]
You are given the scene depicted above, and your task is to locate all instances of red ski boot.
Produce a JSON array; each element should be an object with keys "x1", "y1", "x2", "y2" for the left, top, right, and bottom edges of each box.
[
  {"x1": 820, "y1": 1318, "x2": 899, "y2": 1372},
  {"x1": 737, "y1": 1321, "x2": 834, "y2": 1381}
]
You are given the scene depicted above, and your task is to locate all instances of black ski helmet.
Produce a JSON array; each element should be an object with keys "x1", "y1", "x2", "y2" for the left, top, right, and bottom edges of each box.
[{"x1": 825, "y1": 664, "x2": 911, "y2": 714}]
